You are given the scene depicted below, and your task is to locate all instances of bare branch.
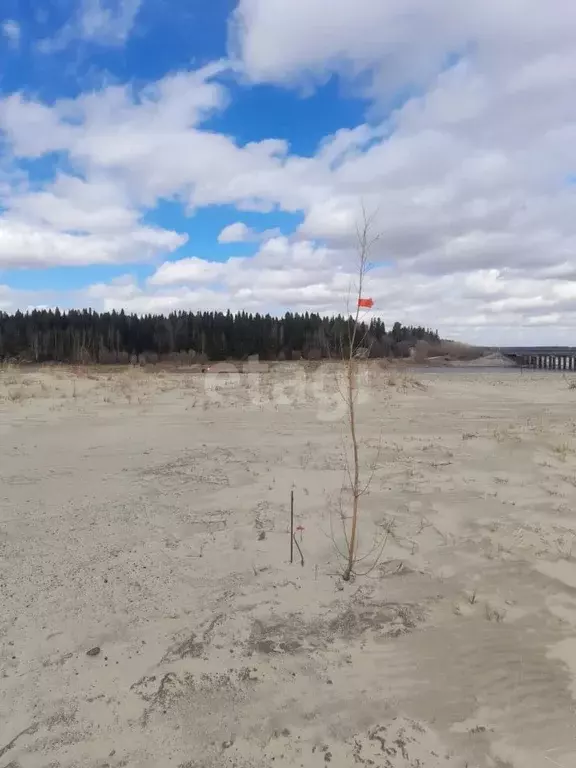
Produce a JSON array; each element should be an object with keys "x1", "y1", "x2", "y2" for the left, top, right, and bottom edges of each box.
[{"x1": 340, "y1": 206, "x2": 384, "y2": 581}]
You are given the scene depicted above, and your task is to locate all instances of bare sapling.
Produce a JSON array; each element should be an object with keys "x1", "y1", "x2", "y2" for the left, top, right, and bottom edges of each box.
[{"x1": 341, "y1": 209, "x2": 381, "y2": 581}]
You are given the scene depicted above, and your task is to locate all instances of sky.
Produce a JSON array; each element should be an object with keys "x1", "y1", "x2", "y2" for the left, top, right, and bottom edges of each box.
[{"x1": 1, "y1": 1, "x2": 576, "y2": 344}]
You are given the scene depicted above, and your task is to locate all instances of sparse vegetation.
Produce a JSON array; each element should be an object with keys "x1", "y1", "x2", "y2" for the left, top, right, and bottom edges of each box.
[
  {"x1": 552, "y1": 442, "x2": 574, "y2": 462},
  {"x1": 338, "y1": 209, "x2": 387, "y2": 582},
  {"x1": 485, "y1": 603, "x2": 506, "y2": 623}
]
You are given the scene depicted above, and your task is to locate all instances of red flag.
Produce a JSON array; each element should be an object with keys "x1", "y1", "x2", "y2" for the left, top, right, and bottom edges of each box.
[{"x1": 358, "y1": 297, "x2": 374, "y2": 308}]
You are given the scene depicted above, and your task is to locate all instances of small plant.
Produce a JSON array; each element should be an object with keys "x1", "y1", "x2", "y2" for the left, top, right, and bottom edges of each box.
[
  {"x1": 7, "y1": 388, "x2": 25, "y2": 402},
  {"x1": 338, "y1": 208, "x2": 383, "y2": 582},
  {"x1": 552, "y1": 442, "x2": 573, "y2": 462},
  {"x1": 485, "y1": 603, "x2": 506, "y2": 623},
  {"x1": 556, "y1": 535, "x2": 574, "y2": 559}
]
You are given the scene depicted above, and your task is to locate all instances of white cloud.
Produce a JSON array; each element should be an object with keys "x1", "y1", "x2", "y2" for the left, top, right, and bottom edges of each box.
[
  {"x1": 149, "y1": 257, "x2": 224, "y2": 286},
  {"x1": 2, "y1": 20, "x2": 21, "y2": 49},
  {"x1": 40, "y1": 0, "x2": 142, "y2": 51},
  {"x1": 218, "y1": 222, "x2": 253, "y2": 243},
  {"x1": 230, "y1": 0, "x2": 457, "y2": 91},
  {"x1": 230, "y1": 0, "x2": 576, "y2": 96},
  {"x1": 218, "y1": 222, "x2": 281, "y2": 243},
  {"x1": 0, "y1": 163, "x2": 187, "y2": 269},
  {"x1": 9, "y1": 175, "x2": 139, "y2": 234},
  {"x1": 0, "y1": 218, "x2": 186, "y2": 269}
]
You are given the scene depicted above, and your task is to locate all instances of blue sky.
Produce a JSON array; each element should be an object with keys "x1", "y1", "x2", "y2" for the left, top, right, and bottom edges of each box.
[{"x1": 0, "y1": 0, "x2": 576, "y2": 345}]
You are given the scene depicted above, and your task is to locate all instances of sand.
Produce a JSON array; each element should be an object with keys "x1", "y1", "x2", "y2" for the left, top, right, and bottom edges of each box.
[{"x1": 1, "y1": 362, "x2": 576, "y2": 768}]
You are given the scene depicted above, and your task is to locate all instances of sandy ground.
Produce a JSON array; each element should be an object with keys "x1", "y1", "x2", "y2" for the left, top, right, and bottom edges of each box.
[{"x1": 2, "y1": 363, "x2": 576, "y2": 768}]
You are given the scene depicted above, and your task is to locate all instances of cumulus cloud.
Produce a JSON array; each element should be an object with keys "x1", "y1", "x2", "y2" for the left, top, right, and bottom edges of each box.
[
  {"x1": 218, "y1": 222, "x2": 281, "y2": 243},
  {"x1": 0, "y1": 218, "x2": 186, "y2": 269},
  {"x1": 9, "y1": 175, "x2": 139, "y2": 234},
  {"x1": 0, "y1": 165, "x2": 187, "y2": 269},
  {"x1": 230, "y1": 0, "x2": 576, "y2": 96},
  {"x1": 149, "y1": 257, "x2": 224, "y2": 287}
]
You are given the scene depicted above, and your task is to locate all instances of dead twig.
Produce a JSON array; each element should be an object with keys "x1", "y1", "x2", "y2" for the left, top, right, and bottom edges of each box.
[{"x1": 292, "y1": 534, "x2": 304, "y2": 567}]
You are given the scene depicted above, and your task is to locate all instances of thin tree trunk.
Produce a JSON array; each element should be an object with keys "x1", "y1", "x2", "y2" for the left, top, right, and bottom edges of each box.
[{"x1": 342, "y1": 211, "x2": 371, "y2": 581}]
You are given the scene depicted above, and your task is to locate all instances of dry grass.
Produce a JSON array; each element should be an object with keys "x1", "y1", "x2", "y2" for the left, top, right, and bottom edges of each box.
[
  {"x1": 7, "y1": 387, "x2": 26, "y2": 403},
  {"x1": 551, "y1": 442, "x2": 575, "y2": 462},
  {"x1": 427, "y1": 340, "x2": 487, "y2": 361},
  {"x1": 384, "y1": 370, "x2": 427, "y2": 391},
  {"x1": 485, "y1": 603, "x2": 506, "y2": 623}
]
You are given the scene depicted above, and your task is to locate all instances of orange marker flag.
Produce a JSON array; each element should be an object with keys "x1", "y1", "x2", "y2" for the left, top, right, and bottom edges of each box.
[{"x1": 358, "y1": 297, "x2": 374, "y2": 309}]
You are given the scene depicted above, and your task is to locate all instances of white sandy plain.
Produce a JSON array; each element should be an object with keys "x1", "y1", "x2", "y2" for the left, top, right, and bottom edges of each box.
[{"x1": 2, "y1": 362, "x2": 576, "y2": 768}]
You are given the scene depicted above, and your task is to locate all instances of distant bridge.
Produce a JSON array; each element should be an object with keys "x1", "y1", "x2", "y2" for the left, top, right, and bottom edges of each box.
[{"x1": 499, "y1": 347, "x2": 576, "y2": 370}]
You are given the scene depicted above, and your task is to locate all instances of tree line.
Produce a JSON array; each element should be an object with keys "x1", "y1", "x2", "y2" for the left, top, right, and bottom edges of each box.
[{"x1": 0, "y1": 309, "x2": 440, "y2": 364}]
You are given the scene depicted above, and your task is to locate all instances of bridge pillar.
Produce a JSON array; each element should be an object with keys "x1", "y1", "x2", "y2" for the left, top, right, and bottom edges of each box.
[{"x1": 538, "y1": 355, "x2": 542, "y2": 369}]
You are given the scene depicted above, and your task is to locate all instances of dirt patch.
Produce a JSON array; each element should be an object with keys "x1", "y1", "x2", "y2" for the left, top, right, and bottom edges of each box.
[
  {"x1": 247, "y1": 601, "x2": 425, "y2": 656},
  {"x1": 133, "y1": 668, "x2": 259, "y2": 726},
  {"x1": 350, "y1": 717, "x2": 461, "y2": 767},
  {"x1": 162, "y1": 633, "x2": 205, "y2": 662},
  {"x1": 161, "y1": 614, "x2": 225, "y2": 662}
]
